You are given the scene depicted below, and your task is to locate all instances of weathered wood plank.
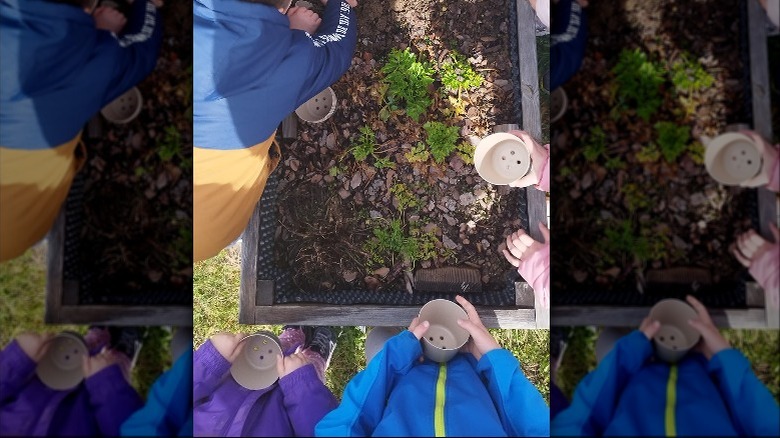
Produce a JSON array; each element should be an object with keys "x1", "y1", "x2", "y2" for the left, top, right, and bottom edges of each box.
[
  {"x1": 53, "y1": 305, "x2": 192, "y2": 326},
  {"x1": 240, "y1": 200, "x2": 263, "y2": 321},
  {"x1": 249, "y1": 305, "x2": 537, "y2": 329},
  {"x1": 552, "y1": 306, "x2": 769, "y2": 329},
  {"x1": 45, "y1": 208, "x2": 66, "y2": 324},
  {"x1": 516, "y1": 0, "x2": 542, "y2": 139},
  {"x1": 282, "y1": 114, "x2": 297, "y2": 139}
]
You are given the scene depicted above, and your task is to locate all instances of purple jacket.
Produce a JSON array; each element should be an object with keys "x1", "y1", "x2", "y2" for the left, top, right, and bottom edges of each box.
[
  {"x1": 0, "y1": 340, "x2": 143, "y2": 436},
  {"x1": 193, "y1": 340, "x2": 338, "y2": 437}
]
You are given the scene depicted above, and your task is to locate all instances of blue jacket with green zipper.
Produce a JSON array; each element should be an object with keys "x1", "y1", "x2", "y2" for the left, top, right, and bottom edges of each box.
[
  {"x1": 314, "y1": 330, "x2": 550, "y2": 437},
  {"x1": 552, "y1": 330, "x2": 780, "y2": 436}
]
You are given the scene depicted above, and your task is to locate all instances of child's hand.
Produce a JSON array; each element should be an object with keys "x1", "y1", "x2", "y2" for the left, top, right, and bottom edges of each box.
[
  {"x1": 407, "y1": 317, "x2": 431, "y2": 340},
  {"x1": 93, "y1": 6, "x2": 127, "y2": 34},
  {"x1": 288, "y1": 7, "x2": 322, "y2": 34},
  {"x1": 639, "y1": 317, "x2": 661, "y2": 340},
  {"x1": 502, "y1": 223, "x2": 549, "y2": 268},
  {"x1": 210, "y1": 332, "x2": 248, "y2": 363},
  {"x1": 455, "y1": 295, "x2": 501, "y2": 362},
  {"x1": 507, "y1": 130, "x2": 549, "y2": 190},
  {"x1": 276, "y1": 347, "x2": 310, "y2": 378},
  {"x1": 730, "y1": 224, "x2": 778, "y2": 268},
  {"x1": 15, "y1": 332, "x2": 54, "y2": 363},
  {"x1": 686, "y1": 295, "x2": 731, "y2": 360},
  {"x1": 83, "y1": 348, "x2": 132, "y2": 383}
]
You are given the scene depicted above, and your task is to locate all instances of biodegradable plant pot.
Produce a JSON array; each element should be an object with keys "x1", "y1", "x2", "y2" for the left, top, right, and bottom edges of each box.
[
  {"x1": 100, "y1": 86, "x2": 143, "y2": 124},
  {"x1": 648, "y1": 299, "x2": 701, "y2": 363},
  {"x1": 550, "y1": 87, "x2": 568, "y2": 123},
  {"x1": 230, "y1": 331, "x2": 283, "y2": 390},
  {"x1": 474, "y1": 133, "x2": 532, "y2": 185},
  {"x1": 36, "y1": 332, "x2": 88, "y2": 390},
  {"x1": 295, "y1": 87, "x2": 337, "y2": 123},
  {"x1": 418, "y1": 299, "x2": 470, "y2": 363},
  {"x1": 704, "y1": 132, "x2": 763, "y2": 186}
]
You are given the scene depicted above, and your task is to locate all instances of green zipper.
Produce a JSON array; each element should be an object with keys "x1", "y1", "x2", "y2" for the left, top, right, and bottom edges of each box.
[
  {"x1": 434, "y1": 363, "x2": 447, "y2": 437},
  {"x1": 665, "y1": 364, "x2": 678, "y2": 437}
]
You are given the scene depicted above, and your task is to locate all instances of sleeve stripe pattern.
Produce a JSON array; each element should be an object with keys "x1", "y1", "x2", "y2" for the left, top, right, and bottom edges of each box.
[
  {"x1": 551, "y1": 2, "x2": 582, "y2": 46},
  {"x1": 118, "y1": 0, "x2": 157, "y2": 48},
  {"x1": 309, "y1": 0, "x2": 351, "y2": 48}
]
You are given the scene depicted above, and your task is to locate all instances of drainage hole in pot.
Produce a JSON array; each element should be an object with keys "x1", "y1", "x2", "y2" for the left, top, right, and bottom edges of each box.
[
  {"x1": 517, "y1": 160, "x2": 521, "y2": 164},
  {"x1": 670, "y1": 335, "x2": 674, "y2": 340},
  {"x1": 659, "y1": 336, "x2": 664, "y2": 341},
  {"x1": 501, "y1": 156, "x2": 506, "y2": 160},
  {"x1": 268, "y1": 349, "x2": 272, "y2": 353},
  {"x1": 260, "y1": 355, "x2": 264, "y2": 360},
  {"x1": 510, "y1": 150, "x2": 515, "y2": 155},
  {"x1": 748, "y1": 160, "x2": 752, "y2": 164},
  {"x1": 65, "y1": 355, "x2": 70, "y2": 360},
  {"x1": 742, "y1": 150, "x2": 746, "y2": 155},
  {"x1": 428, "y1": 337, "x2": 433, "y2": 341},
  {"x1": 439, "y1": 336, "x2": 444, "y2": 340}
]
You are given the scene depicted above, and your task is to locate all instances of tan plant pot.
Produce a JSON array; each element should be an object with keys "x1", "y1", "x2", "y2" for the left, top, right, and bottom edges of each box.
[
  {"x1": 418, "y1": 299, "x2": 470, "y2": 363},
  {"x1": 36, "y1": 332, "x2": 88, "y2": 390},
  {"x1": 474, "y1": 133, "x2": 533, "y2": 185},
  {"x1": 648, "y1": 299, "x2": 701, "y2": 363},
  {"x1": 230, "y1": 331, "x2": 283, "y2": 390},
  {"x1": 295, "y1": 87, "x2": 337, "y2": 123},
  {"x1": 100, "y1": 86, "x2": 143, "y2": 124},
  {"x1": 704, "y1": 132, "x2": 764, "y2": 186}
]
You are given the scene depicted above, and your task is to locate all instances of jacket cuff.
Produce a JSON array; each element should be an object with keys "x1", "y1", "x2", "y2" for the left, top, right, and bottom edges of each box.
[
  {"x1": 4, "y1": 340, "x2": 37, "y2": 375},
  {"x1": 534, "y1": 147, "x2": 550, "y2": 192},
  {"x1": 476, "y1": 348, "x2": 516, "y2": 374},
  {"x1": 708, "y1": 348, "x2": 749, "y2": 371},
  {"x1": 85, "y1": 363, "x2": 136, "y2": 397},
  {"x1": 279, "y1": 363, "x2": 324, "y2": 394},
  {"x1": 749, "y1": 246, "x2": 780, "y2": 309},
  {"x1": 195, "y1": 340, "x2": 231, "y2": 377}
]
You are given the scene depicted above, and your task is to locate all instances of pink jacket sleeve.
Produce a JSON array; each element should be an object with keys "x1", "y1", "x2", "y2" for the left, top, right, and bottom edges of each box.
[
  {"x1": 749, "y1": 244, "x2": 779, "y2": 310},
  {"x1": 516, "y1": 241, "x2": 550, "y2": 308},
  {"x1": 534, "y1": 146, "x2": 551, "y2": 192}
]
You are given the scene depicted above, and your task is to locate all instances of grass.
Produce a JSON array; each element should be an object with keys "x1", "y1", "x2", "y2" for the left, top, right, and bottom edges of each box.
[
  {"x1": 556, "y1": 327, "x2": 780, "y2": 403},
  {"x1": 193, "y1": 247, "x2": 551, "y2": 403},
  {"x1": 0, "y1": 244, "x2": 173, "y2": 400}
]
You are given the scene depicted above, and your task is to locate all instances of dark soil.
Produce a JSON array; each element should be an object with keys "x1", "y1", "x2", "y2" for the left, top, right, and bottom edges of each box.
[
  {"x1": 77, "y1": 2, "x2": 193, "y2": 304},
  {"x1": 552, "y1": 0, "x2": 755, "y2": 298},
  {"x1": 273, "y1": 0, "x2": 528, "y2": 294}
]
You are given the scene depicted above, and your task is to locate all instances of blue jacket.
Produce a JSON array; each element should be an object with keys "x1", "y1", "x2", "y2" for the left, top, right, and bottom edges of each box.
[
  {"x1": 550, "y1": 0, "x2": 587, "y2": 90},
  {"x1": 552, "y1": 330, "x2": 780, "y2": 436},
  {"x1": 193, "y1": 0, "x2": 357, "y2": 150},
  {"x1": 0, "y1": 0, "x2": 162, "y2": 149},
  {"x1": 121, "y1": 347, "x2": 194, "y2": 437},
  {"x1": 315, "y1": 331, "x2": 550, "y2": 437}
]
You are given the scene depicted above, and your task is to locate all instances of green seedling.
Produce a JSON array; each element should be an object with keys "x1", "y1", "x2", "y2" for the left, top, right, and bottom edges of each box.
[
  {"x1": 381, "y1": 48, "x2": 435, "y2": 121},
  {"x1": 654, "y1": 122, "x2": 690, "y2": 163},
  {"x1": 612, "y1": 48, "x2": 664, "y2": 121},
  {"x1": 424, "y1": 121, "x2": 460, "y2": 164}
]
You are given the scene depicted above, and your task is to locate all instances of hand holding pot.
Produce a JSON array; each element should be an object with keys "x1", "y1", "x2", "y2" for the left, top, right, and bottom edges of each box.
[
  {"x1": 639, "y1": 317, "x2": 661, "y2": 340},
  {"x1": 211, "y1": 332, "x2": 248, "y2": 363},
  {"x1": 93, "y1": 6, "x2": 127, "y2": 34},
  {"x1": 288, "y1": 6, "x2": 322, "y2": 34},
  {"x1": 507, "y1": 130, "x2": 549, "y2": 191},
  {"x1": 737, "y1": 130, "x2": 779, "y2": 189},
  {"x1": 15, "y1": 332, "x2": 54, "y2": 363},
  {"x1": 276, "y1": 347, "x2": 311, "y2": 378},
  {"x1": 455, "y1": 295, "x2": 500, "y2": 362},
  {"x1": 83, "y1": 348, "x2": 132, "y2": 383},
  {"x1": 685, "y1": 295, "x2": 730, "y2": 360}
]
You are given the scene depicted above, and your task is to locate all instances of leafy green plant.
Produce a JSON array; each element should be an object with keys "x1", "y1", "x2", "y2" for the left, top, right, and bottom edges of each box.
[
  {"x1": 654, "y1": 122, "x2": 690, "y2": 163},
  {"x1": 351, "y1": 125, "x2": 376, "y2": 161},
  {"x1": 389, "y1": 183, "x2": 421, "y2": 211},
  {"x1": 158, "y1": 125, "x2": 182, "y2": 162},
  {"x1": 424, "y1": 121, "x2": 460, "y2": 164},
  {"x1": 364, "y1": 219, "x2": 438, "y2": 266},
  {"x1": 621, "y1": 183, "x2": 650, "y2": 212},
  {"x1": 598, "y1": 219, "x2": 652, "y2": 265},
  {"x1": 688, "y1": 141, "x2": 705, "y2": 165},
  {"x1": 583, "y1": 126, "x2": 607, "y2": 162},
  {"x1": 405, "y1": 143, "x2": 431, "y2": 163},
  {"x1": 605, "y1": 156, "x2": 626, "y2": 170},
  {"x1": 350, "y1": 125, "x2": 396, "y2": 169},
  {"x1": 381, "y1": 48, "x2": 435, "y2": 121},
  {"x1": 456, "y1": 142, "x2": 475, "y2": 165},
  {"x1": 440, "y1": 52, "x2": 483, "y2": 95},
  {"x1": 671, "y1": 54, "x2": 714, "y2": 94},
  {"x1": 636, "y1": 144, "x2": 661, "y2": 163},
  {"x1": 612, "y1": 49, "x2": 665, "y2": 121}
]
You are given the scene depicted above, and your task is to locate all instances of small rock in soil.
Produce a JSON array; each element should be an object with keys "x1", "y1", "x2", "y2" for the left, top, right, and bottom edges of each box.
[
  {"x1": 442, "y1": 235, "x2": 458, "y2": 250},
  {"x1": 373, "y1": 267, "x2": 390, "y2": 277},
  {"x1": 338, "y1": 188, "x2": 351, "y2": 199},
  {"x1": 364, "y1": 276, "x2": 381, "y2": 290},
  {"x1": 443, "y1": 214, "x2": 458, "y2": 226},
  {"x1": 350, "y1": 172, "x2": 362, "y2": 189},
  {"x1": 343, "y1": 270, "x2": 358, "y2": 282}
]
